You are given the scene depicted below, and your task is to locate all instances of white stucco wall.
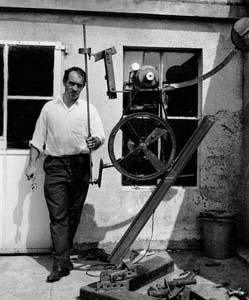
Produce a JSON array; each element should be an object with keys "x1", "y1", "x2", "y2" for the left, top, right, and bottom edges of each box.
[
  {"x1": 0, "y1": 13, "x2": 243, "y2": 253},
  {"x1": 0, "y1": 0, "x2": 246, "y2": 19}
]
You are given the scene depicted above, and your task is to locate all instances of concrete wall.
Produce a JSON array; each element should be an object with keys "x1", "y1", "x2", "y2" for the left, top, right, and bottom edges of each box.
[
  {"x1": 0, "y1": 0, "x2": 247, "y2": 19},
  {"x1": 0, "y1": 6, "x2": 245, "y2": 252},
  {"x1": 242, "y1": 51, "x2": 249, "y2": 246}
]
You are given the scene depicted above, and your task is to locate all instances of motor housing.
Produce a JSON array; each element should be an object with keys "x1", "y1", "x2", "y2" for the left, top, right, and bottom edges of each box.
[{"x1": 131, "y1": 65, "x2": 159, "y2": 89}]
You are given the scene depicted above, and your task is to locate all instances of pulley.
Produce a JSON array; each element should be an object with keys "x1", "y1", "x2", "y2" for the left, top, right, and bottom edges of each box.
[
  {"x1": 108, "y1": 112, "x2": 176, "y2": 181},
  {"x1": 231, "y1": 17, "x2": 249, "y2": 52}
]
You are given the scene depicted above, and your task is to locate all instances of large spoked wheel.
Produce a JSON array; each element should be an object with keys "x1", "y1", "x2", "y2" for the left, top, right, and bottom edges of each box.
[{"x1": 108, "y1": 112, "x2": 176, "y2": 181}]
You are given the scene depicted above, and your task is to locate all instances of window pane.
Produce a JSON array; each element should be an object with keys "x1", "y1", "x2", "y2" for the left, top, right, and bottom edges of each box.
[
  {"x1": 124, "y1": 51, "x2": 143, "y2": 83},
  {"x1": 168, "y1": 119, "x2": 198, "y2": 186},
  {"x1": 166, "y1": 85, "x2": 198, "y2": 117},
  {"x1": 162, "y1": 52, "x2": 194, "y2": 82},
  {"x1": 0, "y1": 46, "x2": 3, "y2": 136},
  {"x1": 143, "y1": 51, "x2": 160, "y2": 70},
  {"x1": 165, "y1": 54, "x2": 198, "y2": 117},
  {"x1": 8, "y1": 45, "x2": 54, "y2": 96},
  {"x1": 7, "y1": 100, "x2": 47, "y2": 149}
]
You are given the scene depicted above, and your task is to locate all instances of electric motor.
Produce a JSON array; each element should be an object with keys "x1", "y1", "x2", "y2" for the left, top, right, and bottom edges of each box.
[{"x1": 131, "y1": 65, "x2": 159, "y2": 89}]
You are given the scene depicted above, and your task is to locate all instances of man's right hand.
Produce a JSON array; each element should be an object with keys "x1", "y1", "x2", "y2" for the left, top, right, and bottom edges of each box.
[{"x1": 25, "y1": 165, "x2": 36, "y2": 181}]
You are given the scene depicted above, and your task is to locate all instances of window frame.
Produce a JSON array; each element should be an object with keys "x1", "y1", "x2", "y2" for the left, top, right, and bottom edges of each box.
[
  {"x1": 122, "y1": 46, "x2": 202, "y2": 188},
  {"x1": 0, "y1": 41, "x2": 64, "y2": 152}
]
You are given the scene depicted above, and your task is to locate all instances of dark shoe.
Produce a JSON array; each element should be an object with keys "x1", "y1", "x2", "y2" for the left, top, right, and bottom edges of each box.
[
  {"x1": 70, "y1": 248, "x2": 78, "y2": 255},
  {"x1": 46, "y1": 267, "x2": 70, "y2": 282},
  {"x1": 92, "y1": 248, "x2": 109, "y2": 262},
  {"x1": 80, "y1": 248, "x2": 109, "y2": 262}
]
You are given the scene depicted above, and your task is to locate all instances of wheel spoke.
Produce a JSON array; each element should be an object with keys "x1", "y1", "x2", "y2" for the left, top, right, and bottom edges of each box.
[
  {"x1": 119, "y1": 147, "x2": 141, "y2": 169},
  {"x1": 143, "y1": 148, "x2": 165, "y2": 172},
  {"x1": 142, "y1": 115, "x2": 148, "y2": 140},
  {"x1": 145, "y1": 127, "x2": 168, "y2": 146},
  {"x1": 121, "y1": 121, "x2": 140, "y2": 143}
]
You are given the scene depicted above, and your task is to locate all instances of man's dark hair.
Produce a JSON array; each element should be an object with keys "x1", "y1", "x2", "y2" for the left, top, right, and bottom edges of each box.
[{"x1": 63, "y1": 66, "x2": 86, "y2": 85}]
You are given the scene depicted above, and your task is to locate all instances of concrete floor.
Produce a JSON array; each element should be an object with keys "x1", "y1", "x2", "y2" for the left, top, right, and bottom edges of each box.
[
  {"x1": 168, "y1": 249, "x2": 249, "y2": 293},
  {"x1": 1, "y1": 249, "x2": 249, "y2": 300}
]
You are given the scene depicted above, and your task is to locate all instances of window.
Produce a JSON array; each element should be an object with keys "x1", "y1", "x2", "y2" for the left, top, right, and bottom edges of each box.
[
  {"x1": 123, "y1": 47, "x2": 201, "y2": 186},
  {"x1": 0, "y1": 42, "x2": 63, "y2": 149}
]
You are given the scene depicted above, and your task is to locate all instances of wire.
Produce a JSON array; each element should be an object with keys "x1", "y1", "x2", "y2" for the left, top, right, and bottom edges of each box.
[
  {"x1": 84, "y1": 213, "x2": 155, "y2": 279},
  {"x1": 133, "y1": 212, "x2": 155, "y2": 264},
  {"x1": 85, "y1": 263, "x2": 116, "y2": 278}
]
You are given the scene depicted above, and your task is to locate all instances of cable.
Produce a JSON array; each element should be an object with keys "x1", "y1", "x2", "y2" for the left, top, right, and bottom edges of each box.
[
  {"x1": 85, "y1": 263, "x2": 116, "y2": 278},
  {"x1": 84, "y1": 213, "x2": 155, "y2": 279},
  {"x1": 133, "y1": 212, "x2": 155, "y2": 264}
]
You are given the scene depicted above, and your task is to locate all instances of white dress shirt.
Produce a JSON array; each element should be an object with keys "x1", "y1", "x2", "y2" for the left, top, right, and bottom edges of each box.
[{"x1": 30, "y1": 96, "x2": 105, "y2": 156}]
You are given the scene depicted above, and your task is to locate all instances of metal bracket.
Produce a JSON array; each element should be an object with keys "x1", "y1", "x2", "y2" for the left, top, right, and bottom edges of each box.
[
  {"x1": 97, "y1": 265, "x2": 138, "y2": 290},
  {"x1": 96, "y1": 255, "x2": 174, "y2": 292},
  {"x1": 97, "y1": 279, "x2": 130, "y2": 291},
  {"x1": 78, "y1": 47, "x2": 92, "y2": 58},
  {"x1": 92, "y1": 46, "x2": 117, "y2": 99},
  {"x1": 92, "y1": 46, "x2": 117, "y2": 62}
]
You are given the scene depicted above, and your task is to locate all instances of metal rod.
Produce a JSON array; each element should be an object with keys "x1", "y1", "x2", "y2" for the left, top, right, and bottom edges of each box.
[{"x1": 82, "y1": 24, "x2": 93, "y2": 182}]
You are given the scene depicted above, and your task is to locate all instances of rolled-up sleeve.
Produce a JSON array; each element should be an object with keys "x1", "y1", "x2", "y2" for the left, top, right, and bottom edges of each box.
[{"x1": 29, "y1": 106, "x2": 47, "y2": 153}]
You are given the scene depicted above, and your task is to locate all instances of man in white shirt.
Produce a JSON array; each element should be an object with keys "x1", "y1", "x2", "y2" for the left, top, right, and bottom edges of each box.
[{"x1": 25, "y1": 66, "x2": 105, "y2": 282}]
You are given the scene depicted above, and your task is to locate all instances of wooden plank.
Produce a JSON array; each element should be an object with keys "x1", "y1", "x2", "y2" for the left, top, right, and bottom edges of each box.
[{"x1": 108, "y1": 116, "x2": 215, "y2": 266}]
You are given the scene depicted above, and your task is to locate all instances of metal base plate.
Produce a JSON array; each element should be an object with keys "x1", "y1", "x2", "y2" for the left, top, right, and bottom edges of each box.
[{"x1": 79, "y1": 255, "x2": 174, "y2": 299}]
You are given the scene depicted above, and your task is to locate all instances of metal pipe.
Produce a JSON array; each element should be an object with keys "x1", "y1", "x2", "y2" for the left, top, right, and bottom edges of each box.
[{"x1": 82, "y1": 24, "x2": 93, "y2": 182}]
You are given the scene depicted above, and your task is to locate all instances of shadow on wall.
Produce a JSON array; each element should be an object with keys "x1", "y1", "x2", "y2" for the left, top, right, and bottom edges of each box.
[
  {"x1": 168, "y1": 16, "x2": 243, "y2": 249},
  {"x1": 12, "y1": 156, "x2": 135, "y2": 257},
  {"x1": 12, "y1": 155, "x2": 50, "y2": 253},
  {"x1": 74, "y1": 203, "x2": 135, "y2": 250}
]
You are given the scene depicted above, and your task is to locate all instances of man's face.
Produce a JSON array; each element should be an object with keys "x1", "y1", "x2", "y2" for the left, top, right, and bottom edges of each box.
[{"x1": 64, "y1": 71, "x2": 85, "y2": 101}]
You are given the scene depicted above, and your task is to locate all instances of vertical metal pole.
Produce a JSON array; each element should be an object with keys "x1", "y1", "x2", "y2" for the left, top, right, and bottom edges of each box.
[{"x1": 83, "y1": 24, "x2": 93, "y2": 182}]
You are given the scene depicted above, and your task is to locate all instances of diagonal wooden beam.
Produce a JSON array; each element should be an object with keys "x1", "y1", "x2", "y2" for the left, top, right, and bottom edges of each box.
[{"x1": 108, "y1": 115, "x2": 215, "y2": 266}]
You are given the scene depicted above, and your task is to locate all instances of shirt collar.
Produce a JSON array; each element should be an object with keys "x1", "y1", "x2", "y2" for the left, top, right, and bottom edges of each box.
[{"x1": 57, "y1": 95, "x2": 80, "y2": 109}]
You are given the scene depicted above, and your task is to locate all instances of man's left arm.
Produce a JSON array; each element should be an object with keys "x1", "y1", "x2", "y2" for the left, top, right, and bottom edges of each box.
[{"x1": 86, "y1": 105, "x2": 105, "y2": 150}]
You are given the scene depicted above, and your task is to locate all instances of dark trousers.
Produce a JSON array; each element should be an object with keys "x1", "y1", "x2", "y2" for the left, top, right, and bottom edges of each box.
[{"x1": 43, "y1": 154, "x2": 90, "y2": 268}]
